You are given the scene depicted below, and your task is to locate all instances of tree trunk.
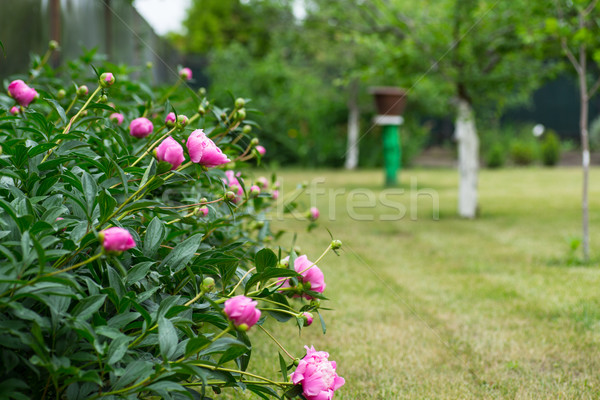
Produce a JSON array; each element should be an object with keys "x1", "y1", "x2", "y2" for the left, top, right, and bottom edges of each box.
[
  {"x1": 455, "y1": 97, "x2": 479, "y2": 219},
  {"x1": 345, "y1": 79, "x2": 360, "y2": 170},
  {"x1": 578, "y1": 42, "x2": 590, "y2": 261}
]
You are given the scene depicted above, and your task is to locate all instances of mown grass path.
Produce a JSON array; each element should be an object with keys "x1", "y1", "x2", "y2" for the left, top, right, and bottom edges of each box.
[{"x1": 224, "y1": 168, "x2": 600, "y2": 399}]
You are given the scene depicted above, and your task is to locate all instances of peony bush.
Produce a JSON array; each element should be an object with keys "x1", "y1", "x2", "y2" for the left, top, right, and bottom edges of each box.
[{"x1": 0, "y1": 43, "x2": 343, "y2": 399}]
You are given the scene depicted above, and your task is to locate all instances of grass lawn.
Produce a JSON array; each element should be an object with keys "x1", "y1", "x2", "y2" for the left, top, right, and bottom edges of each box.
[{"x1": 222, "y1": 167, "x2": 600, "y2": 399}]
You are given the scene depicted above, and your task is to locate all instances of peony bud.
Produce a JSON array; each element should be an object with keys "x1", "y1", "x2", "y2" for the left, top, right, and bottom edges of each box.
[
  {"x1": 186, "y1": 129, "x2": 231, "y2": 168},
  {"x1": 309, "y1": 207, "x2": 319, "y2": 221},
  {"x1": 197, "y1": 105, "x2": 206, "y2": 115},
  {"x1": 8, "y1": 80, "x2": 38, "y2": 107},
  {"x1": 77, "y1": 85, "x2": 89, "y2": 97},
  {"x1": 9, "y1": 106, "x2": 20, "y2": 115},
  {"x1": 236, "y1": 108, "x2": 246, "y2": 120},
  {"x1": 256, "y1": 176, "x2": 269, "y2": 189},
  {"x1": 198, "y1": 87, "x2": 207, "y2": 96},
  {"x1": 331, "y1": 239, "x2": 342, "y2": 250},
  {"x1": 179, "y1": 67, "x2": 192, "y2": 81},
  {"x1": 250, "y1": 138, "x2": 259, "y2": 146},
  {"x1": 255, "y1": 145, "x2": 266, "y2": 156},
  {"x1": 176, "y1": 114, "x2": 189, "y2": 129},
  {"x1": 56, "y1": 89, "x2": 66, "y2": 100},
  {"x1": 165, "y1": 112, "x2": 176, "y2": 128},
  {"x1": 109, "y1": 113, "x2": 124, "y2": 125},
  {"x1": 302, "y1": 312, "x2": 314, "y2": 326},
  {"x1": 146, "y1": 61, "x2": 153, "y2": 69},
  {"x1": 225, "y1": 191, "x2": 236, "y2": 201},
  {"x1": 249, "y1": 185, "x2": 261, "y2": 197},
  {"x1": 272, "y1": 190, "x2": 279, "y2": 200},
  {"x1": 279, "y1": 255, "x2": 325, "y2": 299},
  {"x1": 129, "y1": 117, "x2": 154, "y2": 138},
  {"x1": 224, "y1": 295, "x2": 261, "y2": 331},
  {"x1": 235, "y1": 97, "x2": 245, "y2": 109},
  {"x1": 155, "y1": 136, "x2": 185, "y2": 170},
  {"x1": 98, "y1": 94, "x2": 108, "y2": 103},
  {"x1": 242, "y1": 125, "x2": 252, "y2": 134},
  {"x1": 49, "y1": 40, "x2": 59, "y2": 50},
  {"x1": 99, "y1": 227, "x2": 136, "y2": 253},
  {"x1": 201, "y1": 277, "x2": 215, "y2": 292},
  {"x1": 0, "y1": 145, "x2": 3, "y2": 156},
  {"x1": 99, "y1": 72, "x2": 115, "y2": 88},
  {"x1": 196, "y1": 206, "x2": 209, "y2": 217}
]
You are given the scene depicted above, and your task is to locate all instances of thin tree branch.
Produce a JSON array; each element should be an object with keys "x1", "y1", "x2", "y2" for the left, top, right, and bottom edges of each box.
[
  {"x1": 588, "y1": 75, "x2": 600, "y2": 98},
  {"x1": 584, "y1": 0, "x2": 599, "y2": 16},
  {"x1": 561, "y1": 38, "x2": 581, "y2": 73}
]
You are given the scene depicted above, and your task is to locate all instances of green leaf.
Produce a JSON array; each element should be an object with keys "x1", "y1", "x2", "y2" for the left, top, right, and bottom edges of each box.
[
  {"x1": 158, "y1": 316, "x2": 177, "y2": 360},
  {"x1": 143, "y1": 217, "x2": 166, "y2": 257},
  {"x1": 81, "y1": 172, "x2": 97, "y2": 216},
  {"x1": 185, "y1": 336, "x2": 211, "y2": 357},
  {"x1": 126, "y1": 261, "x2": 155, "y2": 284},
  {"x1": 44, "y1": 98, "x2": 67, "y2": 124},
  {"x1": 71, "y1": 294, "x2": 106, "y2": 320},
  {"x1": 254, "y1": 248, "x2": 278, "y2": 273},
  {"x1": 113, "y1": 360, "x2": 154, "y2": 390},
  {"x1": 279, "y1": 352, "x2": 288, "y2": 382},
  {"x1": 218, "y1": 345, "x2": 249, "y2": 365},
  {"x1": 107, "y1": 335, "x2": 131, "y2": 365},
  {"x1": 27, "y1": 143, "x2": 58, "y2": 158},
  {"x1": 159, "y1": 234, "x2": 203, "y2": 273},
  {"x1": 98, "y1": 191, "x2": 117, "y2": 223}
]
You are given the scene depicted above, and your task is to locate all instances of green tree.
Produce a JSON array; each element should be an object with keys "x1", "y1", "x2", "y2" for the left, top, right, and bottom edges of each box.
[
  {"x1": 350, "y1": 0, "x2": 552, "y2": 217},
  {"x1": 546, "y1": 0, "x2": 600, "y2": 261}
]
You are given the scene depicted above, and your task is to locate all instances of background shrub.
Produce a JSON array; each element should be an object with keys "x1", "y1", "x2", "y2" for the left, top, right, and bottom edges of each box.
[{"x1": 541, "y1": 131, "x2": 561, "y2": 166}]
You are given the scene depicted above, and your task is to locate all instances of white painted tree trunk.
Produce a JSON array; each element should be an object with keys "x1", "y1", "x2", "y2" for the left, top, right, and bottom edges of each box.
[
  {"x1": 455, "y1": 98, "x2": 479, "y2": 218},
  {"x1": 345, "y1": 80, "x2": 359, "y2": 170}
]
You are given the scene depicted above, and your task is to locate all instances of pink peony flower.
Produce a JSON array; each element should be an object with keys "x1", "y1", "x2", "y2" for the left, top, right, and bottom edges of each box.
[
  {"x1": 8, "y1": 80, "x2": 38, "y2": 107},
  {"x1": 272, "y1": 190, "x2": 279, "y2": 200},
  {"x1": 129, "y1": 117, "x2": 153, "y2": 138},
  {"x1": 9, "y1": 106, "x2": 20, "y2": 115},
  {"x1": 109, "y1": 113, "x2": 124, "y2": 125},
  {"x1": 155, "y1": 136, "x2": 185, "y2": 170},
  {"x1": 179, "y1": 67, "x2": 192, "y2": 81},
  {"x1": 99, "y1": 227, "x2": 136, "y2": 253},
  {"x1": 165, "y1": 112, "x2": 176, "y2": 128},
  {"x1": 255, "y1": 145, "x2": 266, "y2": 156},
  {"x1": 197, "y1": 206, "x2": 209, "y2": 217},
  {"x1": 186, "y1": 129, "x2": 230, "y2": 167},
  {"x1": 224, "y1": 295, "x2": 261, "y2": 331},
  {"x1": 291, "y1": 346, "x2": 345, "y2": 400},
  {"x1": 280, "y1": 255, "x2": 325, "y2": 299},
  {"x1": 309, "y1": 207, "x2": 320, "y2": 221}
]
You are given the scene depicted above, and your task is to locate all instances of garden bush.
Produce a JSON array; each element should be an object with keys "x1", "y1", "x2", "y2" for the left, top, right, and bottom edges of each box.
[
  {"x1": 485, "y1": 143, "x2": 506, "y2": 169},
  {"x1": 541, "y1": 131, "x2": 561, "y2": 166},
  {"x1": 0, "y1": 43, "x2": 344, "y2": 399},
  {"x1": 510, "y1": 139, "x2": 537, "y2": 165}
]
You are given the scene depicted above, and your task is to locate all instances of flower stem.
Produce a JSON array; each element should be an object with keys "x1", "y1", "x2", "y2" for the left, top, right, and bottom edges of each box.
[
  {"x1": 130, "y1": 126, "x2": 177, "y2": 168},
  {"x1": 257, "y1": 325, "x2": 295, "y2": 360}
]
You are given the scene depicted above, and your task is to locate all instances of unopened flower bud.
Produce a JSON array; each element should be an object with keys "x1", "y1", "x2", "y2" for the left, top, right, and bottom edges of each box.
[
  {"x1": 256, "y1": 220, "x2": 265, "y2": 229},
  {"x1": 200, "y1": 197, "x2": 208, "y2": 204},
  {"x1": 98, "y1": 94, "x2": 108, "y2": 103},
  {"x1": 56, "y1": 89, "x2": 66, "y2": 100},
  {"x1": 198, "y1": 87, "x2": 206, "y2": 96},
  {"x1": 176, "y1": 114, "x2": 189, "y2": 129},
  {"x1": 310, "y1": 299, "x2": 321, "y2": 308},
  {"x1": 202, "y1": 277, "x2": 215, "y2": 292},
  {"x1": 197, "y1": 105, "x2": 206, "y2": 115},
  {"x1": 249, "y1": 185, "x2": 260, "y2": 197},
  {"x1": 225, "y1": 191, "x2": 236, "y2": 201},
  {"x1": 77, "y1": 85, "x2": 89, "y2": 97},
  {"x1": 196, "y1": 206, "x2": 209, "y2": 217},
  {"x1": 220, "y1": 112, "x2": 227, "y2": 120},
  {"x1": 0, "y1": 145, "x2": 3, "y2": 155},
  {"x1": 146, "y1": 61, "x2": 153, "y2": 69},
  {"x1": 302, "y1": 312, "x2": 314, "y2": 326},
  {"x1": 235, "y1": 97, "x2": 245, "y2": 109},
  {"x1": 9, "y1": 106, "x2": 20, "y2": 115},
  {"x1": 242, "y1": 125, "x2": 252, "y2": 134},
  {"x1": 236, "y1": 108, "x2": 246, "y2": 120},
  {"x1": 179, "y1": 67, "x2": 192, "y2": 81},
  {"x1": 308, "y1": 207, "x2": 319, "y2": 221},
  {"x1": 250, "y1": 138, "x2": 259, "y2": 146},
  {"x1": 293, "y1": 358, "x2": 300, "y2": 366},
  {"x1": 331, "y1": 239, "x2": 342, "y2": 250},
  {"x1": 165, "y1": 112, "x2": 176, "y2": 128},
  {"x1": 49, "y1": 40, "x2": 60, "y2": 50},
  {"x1": 293, "y1": 246, "x2": 302, "y2": 254},
  {"x1": 99, "y1": 72, "x2": 115, "y2": 88},
  {"x1": 255, "y1": 145, "x2": 266, "y2": 156}
]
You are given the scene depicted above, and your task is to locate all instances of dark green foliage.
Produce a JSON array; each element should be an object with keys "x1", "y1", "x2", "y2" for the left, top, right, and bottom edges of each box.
[
  {"x1": 510, "y1": 140, "x2": 538, "y2": 165},
  {"x1": 541, "y1": 131, "x2": 561, "y2": 166},
  {"x1": 486, "y1": 143, "x2": 506, "y2": 169}
]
